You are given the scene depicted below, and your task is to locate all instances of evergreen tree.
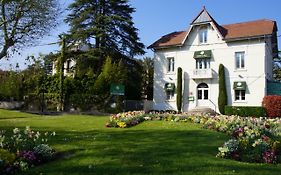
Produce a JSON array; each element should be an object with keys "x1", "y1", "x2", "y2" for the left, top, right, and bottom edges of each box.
[
  {"x1": 176, "y1": 67, "x2": 182, "y2": 113},
  {"x1": 218, "y1": 64, "x2": 227, "y2": 114},
  {"x1": 65, "y1": 0, "x2": 145, "y2": 57}
]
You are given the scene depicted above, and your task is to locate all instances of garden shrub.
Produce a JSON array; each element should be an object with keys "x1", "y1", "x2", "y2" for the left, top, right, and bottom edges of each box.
[
  {"x1": 225, "y1": 106, "x2": 266, "y2": 117},
  {"x1": 0, "y1": 127, "x2": 56, "y2": 174},
  {"x1": 262, "y1": 95, "x2": 281, "y2": 118},
  {"x1": 177, "y1": 67, "x2": 182, "y2": 112},
  {"x1": 218, "y1": 64, "x2": 227, "y2": 114},
  {"x1": 33, "y1": 144, "x2": 54, "y2": 162}
]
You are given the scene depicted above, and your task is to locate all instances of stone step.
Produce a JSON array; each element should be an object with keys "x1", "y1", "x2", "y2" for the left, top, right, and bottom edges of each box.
[{"x1": 188, "y1": 107, "x2": 217, "y2": 116}]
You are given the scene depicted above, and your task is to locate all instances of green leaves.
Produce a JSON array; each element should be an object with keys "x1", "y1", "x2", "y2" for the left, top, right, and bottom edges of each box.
[
  {"x1": 218, "y1": 64, "x2": 227, "y2": 114},
  {"x1": 65, "y1": 0, "x2": 145, "y2": 57}
]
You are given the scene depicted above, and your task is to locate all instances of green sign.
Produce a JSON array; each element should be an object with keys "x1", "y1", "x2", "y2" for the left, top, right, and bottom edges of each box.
[
  {"x1": 110, "y1": 84, "x2": 125, "y2": 95},
  {"x1": 233, "y1": 81, "x2": 247, "y2": 90},
  {"x1": 188, "y1": 96, "x2": 195, "y2": 101},
  {"x1": 194, "y1": 50, "x2": 212, "y2": 59}
]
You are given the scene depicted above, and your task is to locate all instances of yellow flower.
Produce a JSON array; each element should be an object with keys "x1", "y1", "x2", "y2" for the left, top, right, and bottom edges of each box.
[{"x1": 117, "y1": 122, "x2": 127, "y2": 128}]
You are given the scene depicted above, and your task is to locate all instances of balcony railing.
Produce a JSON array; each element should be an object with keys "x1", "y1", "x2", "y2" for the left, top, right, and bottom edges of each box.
[{"x1": 191, "y1": 69, "x2": 213, "y2": 79}]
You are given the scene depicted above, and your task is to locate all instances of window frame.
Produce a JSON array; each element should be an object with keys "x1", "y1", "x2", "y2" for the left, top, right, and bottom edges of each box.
[
  {"x1": 196, "y1": 59, "x2": 210, "y2": 69},
  {"x1": 166, "y1": 90, "x2": 175, "y2": 101},
  {"x1": 235, "y1": 52, "x2": 245, "y2": 70},
  {"x1": 199, "y1": 28, "x2": 208, "y2": 44},
  {"x1": 234, "y1": 90, "x2": 246, "y2": 101},
  {"x1": 167, "y1": 57, "x2": 175, "y2": 73}
]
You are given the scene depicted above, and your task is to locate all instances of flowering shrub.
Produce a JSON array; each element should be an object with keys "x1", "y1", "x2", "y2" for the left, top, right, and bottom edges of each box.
[
  {"x1": 262, "y1": 95, "x2": 281, "y2": 118},
  {"x1": 34, "y1": 144, "x2": 54, "y2": 162},
  {"x1": 106, "y1": 111, "x2": 281, "y2": 164},
  {"x1": 0, "y1": 127, "x2": 56, "y2": 174}
]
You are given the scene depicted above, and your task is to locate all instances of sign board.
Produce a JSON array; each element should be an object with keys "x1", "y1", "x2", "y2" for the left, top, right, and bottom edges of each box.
[
  {"x1": 110, "y1": 84, "x2": 125, "y2": 96},
  {"x1": 188, "y1": 96, "x2": 195, "y2": 101}
]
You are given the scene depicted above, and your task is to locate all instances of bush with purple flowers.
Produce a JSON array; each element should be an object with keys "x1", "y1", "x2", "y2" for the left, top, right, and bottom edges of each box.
[{"x1": 0, "y1": 127, "x2": 56, "y2": 174}]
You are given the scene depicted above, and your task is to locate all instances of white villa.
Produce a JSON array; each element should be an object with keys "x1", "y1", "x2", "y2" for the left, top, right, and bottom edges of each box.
[{"x1": 148, "y1": 8, "x2": 278, "y2": 113}]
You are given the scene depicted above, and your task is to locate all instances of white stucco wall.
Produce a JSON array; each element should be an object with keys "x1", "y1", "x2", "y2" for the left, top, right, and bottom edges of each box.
[{"x1": 153, "y1": 23, "x2": 272, "y2": 113}]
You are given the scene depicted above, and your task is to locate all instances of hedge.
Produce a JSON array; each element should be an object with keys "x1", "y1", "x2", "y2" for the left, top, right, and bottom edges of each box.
[
  {"x1": 262, "y1": 95, "x2": 281, "y2": 118},
  {"x1": 225, "y1": 106, "x2": 266, "y2": 117}
]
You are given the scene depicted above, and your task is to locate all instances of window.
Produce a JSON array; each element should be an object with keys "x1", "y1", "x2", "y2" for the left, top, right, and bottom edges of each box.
[
  {"x1": 235, "y1": 52, "x2": 245, "y2": 69},
  {"x1": 166, "y1": 91, "x2": 175, "y2": 100},
  {"x1": 235, "y1": 90, "x2": 246, "y2": 101},
  {"x1": 167, "y1": 57, "x2": 175, "y2": 72},
  {"x1": 196, "y1": 59, "x2": 210, "y2": 69},
  {"x1": 199, "y1": 28, "x2": 208, "y2": 44},
  {"x1": 66, "y1": 60, "x2": 72, "y2": 72}
]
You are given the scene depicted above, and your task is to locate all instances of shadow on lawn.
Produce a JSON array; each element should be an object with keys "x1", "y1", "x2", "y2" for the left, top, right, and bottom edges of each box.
[{"x1": 20, "y1": 129, "x2": 281, "y2": 175}]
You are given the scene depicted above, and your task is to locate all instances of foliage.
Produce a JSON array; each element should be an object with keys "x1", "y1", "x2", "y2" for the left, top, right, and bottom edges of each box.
[
  {"x1": 262, "y1": 95, "x2": 281, "y2": 118},
  {"x1": 273, "y1": 56, "x2": 281, "y2": 81},
  {"x1": 140, "y1": 57, "x2": 154, "y2": 100},
  {"x1": 33, "y1": 144, "x2": 54, "y2": 162},
  {"x1": 177, "y1": 67, "x2": 182, "y2": 112},
  {"x1": 0, "y1": 71, "x2": 23, "y2": 101},
  {"x1": 0, "y1": 0, "x2": 60, "y2": 60},
  {"x1": 225, "y1": 106, "x2": 266, "y2": 117},
  {"x1": 218, "y1": 64, "x2": 227, "y2": 114},
  {"x1": 65, "y1": 0, "x2": 145, "y2": 57}
]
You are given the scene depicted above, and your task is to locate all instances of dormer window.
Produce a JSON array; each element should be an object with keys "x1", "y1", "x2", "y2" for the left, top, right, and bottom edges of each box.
[{"x1": 199, "y1": 28, "x2": 208, "y2": 44}]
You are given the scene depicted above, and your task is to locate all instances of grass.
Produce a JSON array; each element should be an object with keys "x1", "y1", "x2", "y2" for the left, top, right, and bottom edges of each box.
[{"x1": 0, "y1": 109, "x2": 281, "y2": 175}]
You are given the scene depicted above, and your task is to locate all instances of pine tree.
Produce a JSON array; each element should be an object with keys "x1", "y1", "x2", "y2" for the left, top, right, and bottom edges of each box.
[
  {"x1": 218, "y1": 64, "x2": 227, "y2": 114},
  {"x1": 65, "y1": 0, "x2": 145, "y2": 57}
]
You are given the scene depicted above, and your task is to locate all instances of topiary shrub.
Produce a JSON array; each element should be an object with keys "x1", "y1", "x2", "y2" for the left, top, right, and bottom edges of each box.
[
  {"x1": 218, "y1": 64, "x2": 227, "y2": 114},
  {"x1": 262, "y1": 95, "x2": 281, "y2": 118},
  {"x1": 225, "y1": 106, "x2": 266, "y2": 117},
  {"x1": 177, "y1": 67, "x2": 183, "y2": 113}
]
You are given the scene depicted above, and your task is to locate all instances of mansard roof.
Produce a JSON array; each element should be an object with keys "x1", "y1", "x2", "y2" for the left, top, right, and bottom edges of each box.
[{"x1": 148, "y1": 8, "x2": 277, "y2": 49}]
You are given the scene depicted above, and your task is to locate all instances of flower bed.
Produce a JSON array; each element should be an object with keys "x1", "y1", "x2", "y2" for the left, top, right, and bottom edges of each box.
[
  {"x1": 106, "y1": 112, "x2": 281, "y2": 164},
  {"x1": 0, "y1": 126, "x2": 56, "y2": 174},
  {"x1": 106, "y1": 111, "x2": 146, "y2": 128}
]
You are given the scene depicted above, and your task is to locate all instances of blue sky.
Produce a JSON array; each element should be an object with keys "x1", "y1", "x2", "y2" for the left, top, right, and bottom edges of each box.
[{"x1": 1, "y1": 0, "x2": 281, "y2": 70}]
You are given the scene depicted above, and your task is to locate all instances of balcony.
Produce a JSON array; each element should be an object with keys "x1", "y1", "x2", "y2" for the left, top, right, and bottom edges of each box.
[{"x1": 191, "y1": 69, "x2": 214, "y2": 79}]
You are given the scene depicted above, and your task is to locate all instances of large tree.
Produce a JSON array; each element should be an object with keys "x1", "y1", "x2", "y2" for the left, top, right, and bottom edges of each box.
[
  {"x1": 0, "y1": 0, "x2": 60, "y2": 60},
  {"x1": 65, "y1": 0, "x2": 145, "y2": 57}
]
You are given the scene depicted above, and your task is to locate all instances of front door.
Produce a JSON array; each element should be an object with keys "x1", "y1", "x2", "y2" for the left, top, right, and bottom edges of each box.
[{"x1": 197, "y1": 83, "x2": 209, "y2": 107}]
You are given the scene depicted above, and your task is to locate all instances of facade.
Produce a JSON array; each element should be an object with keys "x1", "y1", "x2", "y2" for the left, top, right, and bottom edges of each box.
[
  {"x1": 52, "y1": 42, "x2": 90, "y2": 76},
  {"x1": 148, "y1": 8, "x2": 278, "y2": 113}
]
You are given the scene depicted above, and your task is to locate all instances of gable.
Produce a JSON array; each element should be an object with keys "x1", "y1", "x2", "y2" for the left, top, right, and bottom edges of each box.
[{"x1": 192, "y1": 9, "x2": 212, "y2": 25}]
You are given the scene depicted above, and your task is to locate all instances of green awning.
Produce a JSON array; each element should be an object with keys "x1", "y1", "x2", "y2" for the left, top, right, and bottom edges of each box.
[
  {"x1": 194, "y1": 50, "x2": 212, "y2": 59},
  {"x1": 233, "y1": 81, "x2": 247, "y2": 90},
  {"x1": 165, "y1": 83, "x2": 175, "y2": 92}
]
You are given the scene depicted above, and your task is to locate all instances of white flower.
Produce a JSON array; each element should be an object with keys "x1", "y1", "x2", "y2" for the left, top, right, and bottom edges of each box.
[{"x1": 13, "y1": 128, "x2": 20, "y2": 134}]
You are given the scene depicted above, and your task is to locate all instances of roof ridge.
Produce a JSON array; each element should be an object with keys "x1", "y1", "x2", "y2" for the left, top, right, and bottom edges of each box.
[{"x1": 222, "y1": 19, "x2": 274, "y2": 26}]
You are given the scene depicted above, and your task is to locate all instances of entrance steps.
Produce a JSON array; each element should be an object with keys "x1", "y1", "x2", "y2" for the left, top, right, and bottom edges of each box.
[{"x1": 188, "y1": 107, "x2": 217, "y2": 116}]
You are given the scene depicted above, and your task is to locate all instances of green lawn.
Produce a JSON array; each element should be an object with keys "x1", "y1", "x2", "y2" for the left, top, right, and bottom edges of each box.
[{"x1": 0, "y1": 109, "x2": 280, "y2": 175}]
